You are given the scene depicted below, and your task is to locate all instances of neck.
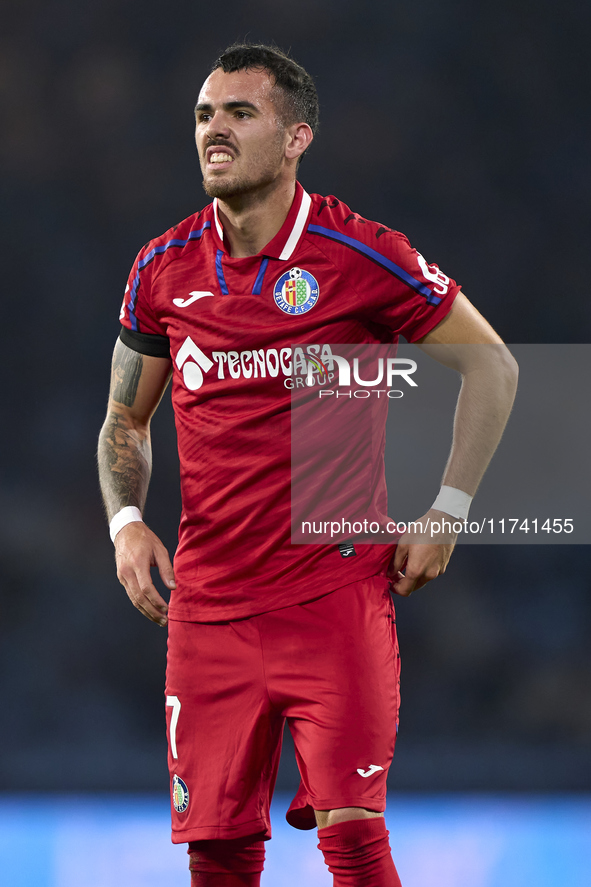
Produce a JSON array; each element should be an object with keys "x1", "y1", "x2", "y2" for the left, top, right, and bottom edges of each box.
[{"x1": 216, "y1": 179, "x2": 297, "y2": 257}]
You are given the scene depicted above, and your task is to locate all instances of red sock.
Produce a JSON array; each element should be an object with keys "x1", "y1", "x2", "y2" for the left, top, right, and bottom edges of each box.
[
  {"x1": 317, "y1": 817, "x2": 402, "y2": 886},
  {"x1": 188, "y1": 836, "x2": 265, "y2": 886}
]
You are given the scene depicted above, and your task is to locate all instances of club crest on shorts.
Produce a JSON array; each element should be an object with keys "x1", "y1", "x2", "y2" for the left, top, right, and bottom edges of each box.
[
  {"x1": 172, "y1": 774, "x2": 189, "y2": 813},
  {"x1": 274, "y1": 267, "x2": 319, "y2": 315}
]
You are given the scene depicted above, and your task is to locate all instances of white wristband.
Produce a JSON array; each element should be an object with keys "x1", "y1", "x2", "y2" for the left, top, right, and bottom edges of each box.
[
  {"x1": 431, "y1": 486, "x2": 473, "y2": 521},
  {"x1": 109, "y1": 506, "x2": 144, "y2": 543}
]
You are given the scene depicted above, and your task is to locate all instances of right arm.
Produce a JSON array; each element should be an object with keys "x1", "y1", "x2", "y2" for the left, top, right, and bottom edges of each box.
[{"x1": 98, "y1": 338, "x2": 174, "y2": 625}]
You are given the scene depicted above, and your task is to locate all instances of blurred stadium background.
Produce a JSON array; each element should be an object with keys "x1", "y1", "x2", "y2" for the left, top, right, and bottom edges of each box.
[{"x1": 1, "y1": 0, "x2": 590, "y2": 883}]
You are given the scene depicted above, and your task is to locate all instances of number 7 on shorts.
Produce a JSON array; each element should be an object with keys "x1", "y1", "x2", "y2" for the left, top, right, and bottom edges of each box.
[{"x1": 166, "y1": 695, "x2": 181, "y2": 759}]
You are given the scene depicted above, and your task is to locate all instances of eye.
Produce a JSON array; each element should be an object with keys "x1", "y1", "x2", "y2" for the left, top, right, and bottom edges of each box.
[
  {"x1": 196, "y1": 112, "x2": 211, "y2": 123},
  {"x1": 235, "y1": 110, "x2": 250, "y2": 119}
]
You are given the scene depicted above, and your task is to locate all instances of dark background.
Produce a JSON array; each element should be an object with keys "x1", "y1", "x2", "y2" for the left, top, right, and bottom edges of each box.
[{"x1": 1, "y1": 0, "x2": 590, "y2": 794}]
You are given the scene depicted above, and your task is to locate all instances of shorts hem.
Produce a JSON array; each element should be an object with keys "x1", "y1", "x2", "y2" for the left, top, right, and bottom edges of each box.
[
  {"x1": 309, "y1": 795, "x2": 387, "y2": 813},
  {"x1": 171, "y1": 818, "x2": 270, "y2": 844},
  {"x1": 287, "y1": 795, "x2": 387, "y2": 830}
]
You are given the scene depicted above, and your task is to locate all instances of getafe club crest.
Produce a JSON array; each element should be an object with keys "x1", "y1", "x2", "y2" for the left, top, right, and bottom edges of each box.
[
  {"x1": 274, "y1": 267, "x2": 319, "y2": 316},
  {"x1": 172, "y1": 774, "x2": 189, "y2": 813}
]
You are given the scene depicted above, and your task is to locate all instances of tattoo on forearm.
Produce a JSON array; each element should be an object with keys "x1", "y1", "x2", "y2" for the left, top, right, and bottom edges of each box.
[
  {"x1": 111, "y1": 345, "x2": 143, "y2": 407},
  {"x1": 98, "y1": 406, "x2": 152, "y2": 520}
]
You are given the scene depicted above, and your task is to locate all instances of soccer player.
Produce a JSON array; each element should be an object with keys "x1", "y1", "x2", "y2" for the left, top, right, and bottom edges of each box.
[{"x1": 98, "y1": 44, "x2": 518, "y2": 887}]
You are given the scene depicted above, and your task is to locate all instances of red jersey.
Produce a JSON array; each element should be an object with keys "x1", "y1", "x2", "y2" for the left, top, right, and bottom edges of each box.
[{"x1": 119, "y1": 184, "x2": 460, "y2": 621}]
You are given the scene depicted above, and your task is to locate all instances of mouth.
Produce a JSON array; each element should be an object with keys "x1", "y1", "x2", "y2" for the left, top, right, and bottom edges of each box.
[{"x1": 205, "y1": 145, "x2": 236, "y2": 171}]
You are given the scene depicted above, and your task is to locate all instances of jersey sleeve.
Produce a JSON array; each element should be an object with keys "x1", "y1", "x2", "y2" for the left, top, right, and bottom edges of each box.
[
  {"x1": 309, "y1": 197, "x2": 461, "y2": 341},
  {"x1": 356, "y1": 229, "x2": 461, "y2": 341},
  {"x1": 118, "y1": 243, "x2": 171, "y2": 358},
  {"x1": 350, "y1": 223, "x2": 460, "y2": 342}
]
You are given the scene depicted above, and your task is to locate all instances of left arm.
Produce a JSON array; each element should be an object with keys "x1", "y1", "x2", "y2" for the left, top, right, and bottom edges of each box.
[{"x1": 390, "y1": 292, "x2": 519, "y2": 596}]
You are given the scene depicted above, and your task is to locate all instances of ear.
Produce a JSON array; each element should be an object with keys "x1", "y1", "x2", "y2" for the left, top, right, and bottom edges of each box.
[{"x1": 285, "y1": 122, "x2": 314, "y2": 161}]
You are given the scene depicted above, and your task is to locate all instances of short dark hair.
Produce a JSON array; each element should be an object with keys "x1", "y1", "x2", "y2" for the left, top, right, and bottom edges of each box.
[{"x1": 211, "y1": 43, "x2": 319, "y2": 156}]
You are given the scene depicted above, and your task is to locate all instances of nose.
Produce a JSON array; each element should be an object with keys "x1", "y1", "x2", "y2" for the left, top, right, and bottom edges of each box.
[{"x1": 204, "y1": 110, "x2": 231, "y2": 140}]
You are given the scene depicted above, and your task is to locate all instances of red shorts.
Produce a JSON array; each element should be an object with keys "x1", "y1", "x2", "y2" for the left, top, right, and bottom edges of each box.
[{"x1": 165, "y1": 575, "x2": 401, "y2": 843}]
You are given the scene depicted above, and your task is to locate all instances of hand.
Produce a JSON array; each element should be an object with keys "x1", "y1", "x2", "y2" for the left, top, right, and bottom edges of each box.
[
  {"x1": 388, "y1": 508, "x2": 458, "y2": 597},
  {"x1": 114, "y1": 522, "x2": 176, "y2": 625}
]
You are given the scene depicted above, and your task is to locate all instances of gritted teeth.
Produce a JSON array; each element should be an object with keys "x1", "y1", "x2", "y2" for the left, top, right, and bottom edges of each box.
[{"x1": 210, "y1": 152, "x2": 233, "y2": 163}]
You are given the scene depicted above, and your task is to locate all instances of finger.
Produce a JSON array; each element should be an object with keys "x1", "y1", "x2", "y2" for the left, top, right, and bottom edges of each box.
[
  {"x1": 118, "y1": 564, "x2": 169, "y2": 625},
  {"x1": 129, "y1": 584, "x2": 168, "y2": 625},
  {"x1": 393, "y1": 562, "x2": 442, "y2": 595},
  {"x1": 391, "y1": 544, "x2": 408, "y2": 575},
  {"x1": 390, "y1": 576, "x2": 417, "y2": 597},
  {"x1": 134, "y1": 585, "x2": 169, "y2": 625},
  {"x1": 390, "y1": 564, "x2": 420, "y2": 596},
  {"x1": 136, "y1": 570, "x2": 169, "y2": 621},
  {"x1": 391, "y1": 550, "x2": 429, "y2": 594},
  {"x1": 153, "y1": 542, "x2": 176, "y2": 590}
]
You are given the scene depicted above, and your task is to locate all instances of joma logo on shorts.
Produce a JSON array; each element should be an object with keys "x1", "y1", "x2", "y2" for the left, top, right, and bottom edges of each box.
[{"x1": 357, "y1": 764, "x2": 384, "y2": 778}]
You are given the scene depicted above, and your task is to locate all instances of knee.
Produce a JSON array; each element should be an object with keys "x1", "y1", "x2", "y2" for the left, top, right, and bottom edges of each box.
[
  {"x1": 314, "y1": 806, "x2": 384, "y2": 829},
  {"x1": 188, "y1": 836, "x2": 265, "y2": 884},
  {"x1": 316, "y1": 817, "x2": 401, "y2": 886}
]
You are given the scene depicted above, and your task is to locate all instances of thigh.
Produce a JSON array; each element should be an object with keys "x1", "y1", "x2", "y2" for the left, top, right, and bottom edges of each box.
[
  {"x1": 258, "y1": 576, "x2": 401, "y2": 829},
  {"x1": 165, "y1": 618, "x2": 283, "y2": 843}
]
